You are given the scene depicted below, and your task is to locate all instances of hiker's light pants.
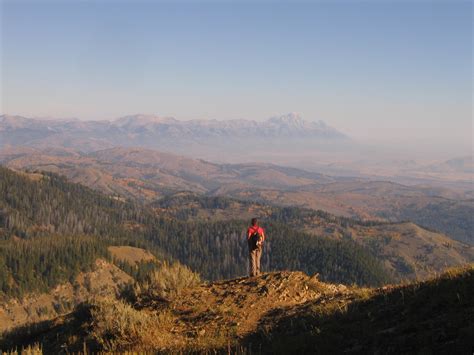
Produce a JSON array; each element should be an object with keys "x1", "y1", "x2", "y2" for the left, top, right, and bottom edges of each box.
[{"x1": 249, "y1": 247, "x2": 262, "y2": 277}]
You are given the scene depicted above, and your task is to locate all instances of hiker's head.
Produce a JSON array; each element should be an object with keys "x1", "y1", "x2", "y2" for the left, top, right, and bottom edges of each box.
[{"x1": 251, "y1": 218, "x2": 258, "y2": 226}]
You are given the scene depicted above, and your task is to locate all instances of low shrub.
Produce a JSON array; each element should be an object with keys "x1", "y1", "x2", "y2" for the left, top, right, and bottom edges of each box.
[
  {"x1": 90, "y1": 296, "x2": 173, "y2": 351},
  {"x1": 121, "y1": 261, "x2": 201, "y2": 304}
]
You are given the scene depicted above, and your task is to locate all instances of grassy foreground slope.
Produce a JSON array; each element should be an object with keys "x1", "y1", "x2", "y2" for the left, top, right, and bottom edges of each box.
[{"x1": 1, "y1": 265, "x2": 472, "y2": 354}]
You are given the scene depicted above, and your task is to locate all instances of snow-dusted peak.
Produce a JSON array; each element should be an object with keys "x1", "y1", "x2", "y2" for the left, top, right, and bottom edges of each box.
[
  {"x1": 0, "y1": 113, "x2": 348, "y2": 149},
  {"x1": 268, "y1": 113, "x2": 304, "y2": 125},
  {"x1": 114, "y1": 114, "x2": 178, "y2": 127}
]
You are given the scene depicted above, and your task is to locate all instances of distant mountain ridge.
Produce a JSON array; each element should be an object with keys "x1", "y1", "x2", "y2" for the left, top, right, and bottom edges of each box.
[
  {"x1": 111, "y1": 113, "x2": 341, "y2": 138},
  {"x1": 0, "y1": 113, "x2": 348, "y2": 153}
]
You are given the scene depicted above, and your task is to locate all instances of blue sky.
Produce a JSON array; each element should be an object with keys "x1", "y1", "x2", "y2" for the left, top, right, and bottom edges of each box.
[{"x1": 1, "y1": 1, "x2": 472, "y2": 151}]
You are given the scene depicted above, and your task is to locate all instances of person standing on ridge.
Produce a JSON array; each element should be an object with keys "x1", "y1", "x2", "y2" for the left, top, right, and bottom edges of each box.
[{"x1": 247, "y1": 217, "x2": 266, "y2": 277}]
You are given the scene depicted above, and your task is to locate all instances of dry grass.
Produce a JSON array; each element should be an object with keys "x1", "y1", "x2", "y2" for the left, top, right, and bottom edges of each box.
[
  {"x1": 108, "y1": 246, "x2": 156, "y2": 265},
  {"x1": 89, "y1": 296, "x2": 175, "y2": 352},
  {"x1": 147, "y1": 261, "x2": 201, "y2": 300},
  {"x1": 122, "y1": 261, "x2": 201, "y2": 303},
  {"x1": 88, "y1": 262, "x2": 202, "y2": 352},
  {"x1": 248, "y1": 264, "x2": 474, "y2": 354},
  {"x1": 0, "y1": 343, "x2": 43, "y2": 354},
  {"x1": 3, "y1": 265, "x2": 473, "y2": 353}
]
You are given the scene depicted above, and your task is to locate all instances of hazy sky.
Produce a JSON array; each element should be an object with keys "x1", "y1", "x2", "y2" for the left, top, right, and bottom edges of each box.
[{"x1": 1, "y1": 1, "x2": 472, "y2": 152}]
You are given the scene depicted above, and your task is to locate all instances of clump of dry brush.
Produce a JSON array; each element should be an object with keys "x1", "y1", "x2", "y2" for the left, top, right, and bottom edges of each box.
[
  {"x1": 89, "y1": 261, "x2": 201, "y2": 351},
  {"x1": 120, "y1": 261, "x2": 201, "y2": 304}
]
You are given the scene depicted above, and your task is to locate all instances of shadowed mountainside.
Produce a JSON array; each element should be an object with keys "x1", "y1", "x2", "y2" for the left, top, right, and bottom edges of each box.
[{"x1": 246, "y1": 265, "x2": 474, "y2": 354}]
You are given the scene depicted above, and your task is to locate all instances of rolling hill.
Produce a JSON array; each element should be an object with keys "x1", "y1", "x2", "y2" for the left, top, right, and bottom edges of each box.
[
  {"x1": 0, "y1": 146, "x2": 337, "y2": 201},
  {"x1": 0, "y1": 166, "x2": 404, "y2": 334},
  {"x1": 0, "y1": 165, "x2": 395, "y2": 293},
  {"x1": 1, "y1": 146, "x2": 472, "y2": 244},
  {"x1": 1, "y1": 164, "x2": 471, "y2": 290},
  {"x1": 2, "y1": 113, "x2": 471, "y2": 192},
  {"x1": 0, "y1": 162, "x2": 472, "y2": 353}
]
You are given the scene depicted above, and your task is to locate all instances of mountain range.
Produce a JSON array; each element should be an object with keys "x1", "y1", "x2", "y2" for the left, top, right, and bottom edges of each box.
[
  {"x1": 0, "y1": 113, "x2": 347, "y2": 153},
  {"x1": 2, "y1": 113, "x2": 471, "y2": 188}
]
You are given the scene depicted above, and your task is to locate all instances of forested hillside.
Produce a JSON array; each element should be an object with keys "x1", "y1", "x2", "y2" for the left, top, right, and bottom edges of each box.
[
  {"x1": 2, "y1": 146, "x2": 472, "y2": 245},
  {"x1": 0, "y1": 236, "x2": 107, "y2": 298},
  {"x1": 0, "y1": 167, "x2": 392, "y2": 299},
  {"x1": 154, "y1": 192, "x2": 474, "y2": 280}
]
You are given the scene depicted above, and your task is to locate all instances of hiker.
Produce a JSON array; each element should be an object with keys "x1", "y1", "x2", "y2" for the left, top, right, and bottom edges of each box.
[{"x1": 247, "y1": 217, "x2": 266, "y2": 277}]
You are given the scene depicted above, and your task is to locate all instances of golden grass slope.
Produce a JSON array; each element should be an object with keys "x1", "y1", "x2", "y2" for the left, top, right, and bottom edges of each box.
[
  {"x1": 108, "y1": 246, "x2": 156, "y2": 265},
  {"x1": 1, "y1": 265, "x2": 473, "y2": 353}
]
